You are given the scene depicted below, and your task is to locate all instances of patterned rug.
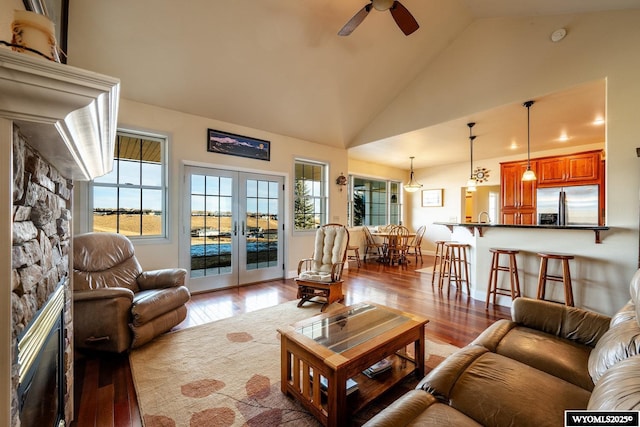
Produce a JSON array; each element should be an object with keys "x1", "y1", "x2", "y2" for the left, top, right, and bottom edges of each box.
[{"x1": 129, "y1": 300, "x2": 459, "y2": 427}]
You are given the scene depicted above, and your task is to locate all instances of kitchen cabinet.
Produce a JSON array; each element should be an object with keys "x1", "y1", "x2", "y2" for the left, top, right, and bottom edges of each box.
[
  {"x1": 500, "y1": 160, "x2": 537, "y2": 224},
  {"x1": 537, "y1": 150, "x2": 602, "y2": 187}
]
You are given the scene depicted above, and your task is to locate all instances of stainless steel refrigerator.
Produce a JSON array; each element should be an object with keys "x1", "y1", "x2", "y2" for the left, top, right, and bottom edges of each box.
[{"x1": 536, "y1": 185, "x2": 599, "y2": 226}]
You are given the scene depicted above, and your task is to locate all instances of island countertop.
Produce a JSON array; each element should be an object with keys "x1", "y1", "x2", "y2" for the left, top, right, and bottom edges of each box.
[{"x1": 433, "y1": 222, "x2": 609, "y2": 243}]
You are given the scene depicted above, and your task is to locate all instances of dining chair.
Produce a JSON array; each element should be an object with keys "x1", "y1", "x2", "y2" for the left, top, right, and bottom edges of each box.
[
  {"x1": 407, "y1": 225, "x2": 426, "y2": 264},
  {"x1": 362, "y1": 226, "x2": 384, "y2": 262},
  {"x1": 386, "y1": 225, "x2": 410, "y2": 265}
]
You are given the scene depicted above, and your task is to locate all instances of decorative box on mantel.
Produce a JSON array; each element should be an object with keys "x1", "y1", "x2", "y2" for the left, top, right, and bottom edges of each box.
[{"x1": 0, "y1": 48, "x2": 120, "y2": 427}]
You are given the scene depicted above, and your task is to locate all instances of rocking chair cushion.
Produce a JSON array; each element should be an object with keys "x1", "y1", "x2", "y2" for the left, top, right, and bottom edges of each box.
[
  {"x1": 298, "y1": 271, "x2": 335, "y2": 283},
  {"x1": 311, "y1": 225, "x2": 349, "y2": 272}
]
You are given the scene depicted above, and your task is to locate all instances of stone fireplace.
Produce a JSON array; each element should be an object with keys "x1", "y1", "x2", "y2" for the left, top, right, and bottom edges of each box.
[
  {"x1": 0, "y1": 48, "x2": 119, "y2": 426},
  {"x1": 11, "y1": 126, "x2": 73, "y2": 426}
]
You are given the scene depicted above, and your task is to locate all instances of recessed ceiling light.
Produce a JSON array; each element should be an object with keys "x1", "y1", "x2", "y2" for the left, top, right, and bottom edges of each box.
[
  {"x1": 559, "y1": 133, "x2": 569, "y2": 142},
  {"x1": 550, "y1": 28, "x2": 567, "y2": 43},
  {"x1": 510, "y1": 141, "x2": 518, "y2": 150},
  {"x1": 593, "y1": 117, "x2": 605, "y2": 125}
]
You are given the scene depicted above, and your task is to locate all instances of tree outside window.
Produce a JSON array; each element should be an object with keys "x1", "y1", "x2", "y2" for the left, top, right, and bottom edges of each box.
[{"x1": 294, "y1": 160, "x2": 327, "y2": 230}]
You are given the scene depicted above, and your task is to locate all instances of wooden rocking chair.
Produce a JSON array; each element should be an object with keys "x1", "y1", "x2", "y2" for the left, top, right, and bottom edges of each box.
[{"x1": 295, "y1": 224, "x2": 350, "y2": 311}]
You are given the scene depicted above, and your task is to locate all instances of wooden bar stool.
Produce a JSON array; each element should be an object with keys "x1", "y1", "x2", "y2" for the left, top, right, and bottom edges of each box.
[
  {"x1": 486, "y1": 248, "x2": 521, "y2": 309},
  {"x1": 440, "y1": 242, "x2": 471, "y2": 295},
  {"x1": 536, "y1": 252, "x2": 575, "y2": 306},
  {"x1": 431, "y1": 240, "x2": 450, "y2": 287},
  {"x1": 347, "y1": 245, "x2": 361, "y2": 268}
]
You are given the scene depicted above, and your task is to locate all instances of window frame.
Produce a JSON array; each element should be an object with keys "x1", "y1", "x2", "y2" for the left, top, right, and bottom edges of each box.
[
  {"x1": 293, "y1": 158, "x2": 328, "y2": 232},
  {"x1": 88, "y1": 129, "x2": 169, "y2": 242},
  {"x1": 348, "y1": 175, "x2": 402, "y2": 227}
]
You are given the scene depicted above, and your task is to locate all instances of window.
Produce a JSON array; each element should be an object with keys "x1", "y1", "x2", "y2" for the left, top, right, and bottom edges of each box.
[
  {"x1": 349, "y1": 176, "x2": 402, "y2": 227},
  {"x1": 90, "y1": 130, "x2": 167, "y2": 238},
  {"x1": 294, "y1": 160, "x2": 327, "y2": 230}
]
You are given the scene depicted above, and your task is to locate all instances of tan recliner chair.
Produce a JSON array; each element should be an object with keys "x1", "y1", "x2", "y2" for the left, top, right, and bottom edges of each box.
[{"x1": 73, "y1": 232, "x2": 191, "y2": 352}]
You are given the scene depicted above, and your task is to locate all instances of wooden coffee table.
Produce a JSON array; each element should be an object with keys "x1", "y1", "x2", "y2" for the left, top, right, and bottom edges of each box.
[{"x1": 278, "y1": 302, "x2": 428, "y2": 426}]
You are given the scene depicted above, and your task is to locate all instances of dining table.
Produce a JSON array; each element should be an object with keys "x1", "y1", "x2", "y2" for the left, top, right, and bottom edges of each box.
[{"x1": 371, "y1": 230, "x2": 416, "y2": 265}]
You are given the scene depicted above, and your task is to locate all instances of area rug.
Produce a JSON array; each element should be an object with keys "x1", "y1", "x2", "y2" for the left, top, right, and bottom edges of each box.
[{"x1": 130, "y1": 300, "x2": 459, "y2": 427}]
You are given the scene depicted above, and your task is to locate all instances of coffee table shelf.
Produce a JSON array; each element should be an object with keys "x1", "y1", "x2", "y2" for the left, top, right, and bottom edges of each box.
[{"x1": 278, "y1": 302, "x2": 428, "y2": 427}]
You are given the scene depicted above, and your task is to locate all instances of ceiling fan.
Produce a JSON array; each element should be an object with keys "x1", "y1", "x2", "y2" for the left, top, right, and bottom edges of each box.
[{"x1": 338, "y1": 0, "x2": 419, "y2": 36}]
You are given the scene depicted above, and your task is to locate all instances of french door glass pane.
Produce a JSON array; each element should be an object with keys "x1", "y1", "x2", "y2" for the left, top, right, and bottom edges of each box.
[
  {"x1": 245, "y1": 179, "x2": 279, "y2": 270},
  {"x1": 190, "y1": 175, "x2": 234, "y2": 278}
]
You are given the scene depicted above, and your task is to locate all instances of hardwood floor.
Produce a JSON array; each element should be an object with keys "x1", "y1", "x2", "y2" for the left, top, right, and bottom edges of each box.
[{"x1": 70, "y1": 257, "x2": 511, "y2": 427}]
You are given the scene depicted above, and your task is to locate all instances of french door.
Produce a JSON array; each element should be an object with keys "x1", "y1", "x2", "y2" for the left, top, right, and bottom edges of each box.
[{"x1": 183, "y1": 166, "x2": 284, "y2": 293}]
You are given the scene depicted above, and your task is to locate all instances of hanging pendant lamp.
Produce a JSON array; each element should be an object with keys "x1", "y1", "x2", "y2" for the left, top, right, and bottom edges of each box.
[
  {"x1": 522, "y1": 100, "x2": 537, "y2": 181},
  {"x1": 466, "y1": 122, "x2": 477, "y2": 192},
  {"x1": 404, "y1": 156, "x2": 422, "y2": 192}
]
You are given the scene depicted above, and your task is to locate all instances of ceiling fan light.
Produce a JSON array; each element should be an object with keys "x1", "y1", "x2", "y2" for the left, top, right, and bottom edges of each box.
[{"x1": 373, "y1": 0, "x2": 395, "y2": 11}]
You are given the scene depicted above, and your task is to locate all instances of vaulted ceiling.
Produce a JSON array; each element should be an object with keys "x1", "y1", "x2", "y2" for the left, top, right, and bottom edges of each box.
[{"x1": 67, "y1": 0, "x2": 640, "y2": 169}]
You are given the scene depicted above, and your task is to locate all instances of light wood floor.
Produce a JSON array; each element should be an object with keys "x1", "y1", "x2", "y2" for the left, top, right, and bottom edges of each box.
[{"x1": 71, "y1": 256, "x2": 511, "y2": 427}]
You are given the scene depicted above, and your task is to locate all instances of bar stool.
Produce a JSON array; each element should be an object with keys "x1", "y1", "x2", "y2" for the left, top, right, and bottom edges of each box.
[
  {"x1": 440, "y1": 242, "x2": 471, "y2": 295},
  {"x1": 431, "y1": 240, "x2": 450, "y2": 287},
  {"x1": 347, "y1": 245, "x2": 361, "y2": 268},
  {"x1": 486, "y1": 248, "x2": 521, "y2": 309},
  {"x1": 536, "y1": 252, "x2": 575, "y2": 306}
]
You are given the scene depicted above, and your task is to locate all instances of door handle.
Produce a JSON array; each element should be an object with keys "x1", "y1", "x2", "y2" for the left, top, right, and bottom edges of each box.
[
  {"x1": 233, "y1": 221, "x2": 237, "y2": 236},
  {"x1": 242, "y1": 221, "x2": 246, "y2": 236}
]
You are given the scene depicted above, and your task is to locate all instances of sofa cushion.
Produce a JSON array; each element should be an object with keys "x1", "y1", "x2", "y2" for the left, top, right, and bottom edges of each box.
[
  {"x1": 588, "y1": 355, "x2": 640, "y2": 410},
  {"x1": 419, "y1": 346, "x2": 591, "y2": 427},
  {"x1": 473, "y1": 321, "x2": 595, "y2": 391},
  {"x1": 588, "y1": 317, "x2": 640, "y2": 383}
]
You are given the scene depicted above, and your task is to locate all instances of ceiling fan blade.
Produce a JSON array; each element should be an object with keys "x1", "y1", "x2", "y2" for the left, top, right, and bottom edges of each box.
[
  {"x1": 338, "y1": 4, "x2": 372, "y2": 36},
  {"x1": 389, "y1": 1, "x2": 419, "y2": 35}
]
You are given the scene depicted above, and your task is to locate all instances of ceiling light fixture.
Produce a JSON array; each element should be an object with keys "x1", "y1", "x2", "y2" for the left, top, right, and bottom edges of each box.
[
  {"x1": 404, "y1": 156, "x2": 422, "y2": 193},
  {"x1": 522, "y1": 100, "x2": 537, "y2": 181},
  {"x1": 466, "y1": 122, "x2": 477, "y2": 192}
]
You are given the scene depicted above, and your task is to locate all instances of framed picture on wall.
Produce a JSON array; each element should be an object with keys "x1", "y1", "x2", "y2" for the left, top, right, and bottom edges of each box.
[
  {"x1": 422, "y1": 189, "x2": 443, "y2": 207},
  {"x1": 207, "y1": 129, "x2": 271, "y2": 161}
]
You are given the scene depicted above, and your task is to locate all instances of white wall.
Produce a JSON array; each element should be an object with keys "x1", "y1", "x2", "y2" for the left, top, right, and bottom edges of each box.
[{"x1": 74, "y1": 99, "x2": 349, "y2": 282}]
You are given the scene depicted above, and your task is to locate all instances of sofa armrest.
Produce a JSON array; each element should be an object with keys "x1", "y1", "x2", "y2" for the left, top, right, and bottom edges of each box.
[
  {"x1": 512, "y1": 297, "x2": 611, "y2": 346},
  {"x1": 362, "y1": 390, "x2": 438, "y2": 427},
  {"x1": 73, "y1": 287, "x2": 134, "y2": 302},
  {"x1": 417, "y1": 345, "x2": 490, "y2": 401},
  {"x1": 137, "y1": 268, "x2": 187, "y2": 290}
]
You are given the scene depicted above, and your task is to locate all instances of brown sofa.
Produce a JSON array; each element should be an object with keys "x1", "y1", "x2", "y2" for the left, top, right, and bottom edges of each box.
[
  {"x1": 364, "y1": 269, "x2": 640, "y2": 427},
  {"x1": 73, "y1": 232, "x2": 191, "y2": 352}
]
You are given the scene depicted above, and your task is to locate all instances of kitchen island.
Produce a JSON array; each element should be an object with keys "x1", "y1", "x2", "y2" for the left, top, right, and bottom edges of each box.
[{"x1": 429, "y1": 222, "x2": 618, "y2": 313}]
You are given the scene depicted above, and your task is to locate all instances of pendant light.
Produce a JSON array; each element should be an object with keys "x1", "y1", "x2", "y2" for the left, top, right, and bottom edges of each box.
[
  {"x1": 522, "y1": 100, "x2": 537, "y2": 181},
  {"x1": 466, "y1": 122, "x2": 477, "y2": 192},
  {"x1": 404, "y1": 156, "x2": 422, "y2": 192}
]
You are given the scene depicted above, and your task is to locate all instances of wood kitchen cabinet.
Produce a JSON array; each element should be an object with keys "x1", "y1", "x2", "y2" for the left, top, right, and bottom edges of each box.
[
  {"x1": 537, "y1": 150, "x2": 602, "y2": 187},
  {"x1": 500, "y1": 160, "x2": 537, "y2": 224}
]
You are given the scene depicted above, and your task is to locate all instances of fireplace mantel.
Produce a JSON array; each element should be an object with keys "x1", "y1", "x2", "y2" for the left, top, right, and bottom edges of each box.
[
  {"x1": 1, "y1": 48, "x2": 120, "y2": 426},
  {"x1": 0, "y1": 49, "x2": 120, "y2": 180}
]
